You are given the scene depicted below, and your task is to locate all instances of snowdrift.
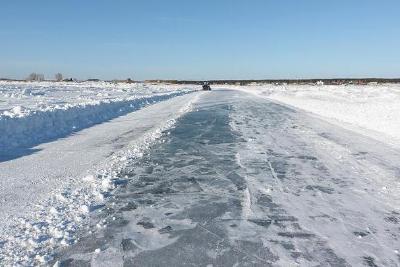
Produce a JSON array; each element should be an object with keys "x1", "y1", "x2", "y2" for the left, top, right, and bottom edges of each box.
[{"x1": 0, "y1": 82, "x2": 192, "y2": 151}]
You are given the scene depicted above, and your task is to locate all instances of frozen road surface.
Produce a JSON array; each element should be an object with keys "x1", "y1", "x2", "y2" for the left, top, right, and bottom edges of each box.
[{"x1": 54, "y1": 89, "x2": 399, "y2": 266}]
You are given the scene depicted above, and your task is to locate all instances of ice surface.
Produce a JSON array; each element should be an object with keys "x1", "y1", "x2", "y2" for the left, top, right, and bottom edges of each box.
[
  {"x1": 0, "y1": 86, "x2": 203, "y2": 266},
  {"x1": 2, "y1": 86, "x2": 400, "y2": 266},
  {"x1": 229, "y1": 91, "x2": 400, "y2": 266},
  {"x1": 229, "y1": 83, "x2": 400, "y2": 147},
  {"x1": 53, "y1": 90, "x2": 400, "y2": 266}
]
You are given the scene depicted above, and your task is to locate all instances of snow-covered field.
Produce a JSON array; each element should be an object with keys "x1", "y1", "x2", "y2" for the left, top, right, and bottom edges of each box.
[
  {"x1": 0, "y1": 81, "x2": 191, "y2": 113},
  {"x1": 0, "y1": 81, "x2": 193, "y2": 152},
  {"x1": 231, "y1": 83, "x2": 400, "y2": 147},
  {"x1": 1, "y1": 81, "x2": 400, "y2": 265}
]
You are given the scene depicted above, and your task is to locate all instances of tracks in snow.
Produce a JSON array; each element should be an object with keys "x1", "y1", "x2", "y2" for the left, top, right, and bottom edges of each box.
[{"x1": 53, "y1": 89, "x2": 400, "y2": 266}]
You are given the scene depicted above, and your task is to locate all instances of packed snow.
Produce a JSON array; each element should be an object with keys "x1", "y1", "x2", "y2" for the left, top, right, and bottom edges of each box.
[{"x1": 230, "y1": 83, "x2": 400, "y2": 147}]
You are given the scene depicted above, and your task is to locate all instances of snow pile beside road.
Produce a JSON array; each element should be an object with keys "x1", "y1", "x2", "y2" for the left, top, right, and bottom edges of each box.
[
  {"x1": 0, "y1": 81, "x2": 190, "y2": 112},
  {"x1": 0, "y1": 81, "x2": 193, "y2": 151},
  {"x1": 235, "y1": 84, "x2": 400, "y2": 146},
  {"x1": 0, "y1": 92, "x2": 203, "y2": 266}
]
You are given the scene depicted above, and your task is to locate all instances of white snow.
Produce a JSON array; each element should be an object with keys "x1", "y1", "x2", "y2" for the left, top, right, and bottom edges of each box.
[
  {"x1": 0, "y1": 81, "x2": 190, "y2": 113},
  {"x1": 0, "y1": 81, "x2": 193, "y2": 151},
  {"x1": 229, "y1": 83, "x2": 400, "y2": 147},
  {"x1": 0, "y1": 81, "x2": 202, "y2": 266},
  {"x1": 2, "y1": 81, "x2": 400, "y2": 265}
]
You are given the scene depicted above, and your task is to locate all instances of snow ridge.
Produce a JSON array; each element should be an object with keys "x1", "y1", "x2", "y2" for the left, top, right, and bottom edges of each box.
[{"x1": 0, "y1": 91, "x2": 190, "y2": 152}]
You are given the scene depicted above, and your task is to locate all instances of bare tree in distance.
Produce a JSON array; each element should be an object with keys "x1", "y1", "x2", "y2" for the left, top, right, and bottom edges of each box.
[
  {"x1": 27, "y1": 73, "x2": 44, "y2": 82},
  {"x1": 36, "y1": 74, "x2": 44, "y2": 81},
  {"x1": 55, "y1": 73, "x2": 63, "y2": 82},
  {"x1": 27, "y1": 73, "x2": 37, "y2": 81}
]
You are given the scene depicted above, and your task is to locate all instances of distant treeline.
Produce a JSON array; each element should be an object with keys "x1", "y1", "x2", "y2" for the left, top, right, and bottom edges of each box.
[
  {"x1": 150, "y1": 78, "x2": 400, "y2": 85},
  {"x1": 2, "y1": 78, "x2": 400, "y2": 85}
]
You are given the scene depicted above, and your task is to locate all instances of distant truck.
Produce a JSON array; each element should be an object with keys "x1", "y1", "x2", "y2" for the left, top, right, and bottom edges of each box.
[{"x1": 202, "y1": 82, "x2": 211, "y2": 91}]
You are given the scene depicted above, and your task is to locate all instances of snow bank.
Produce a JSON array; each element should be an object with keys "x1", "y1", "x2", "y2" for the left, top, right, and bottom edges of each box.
[
  {"x1": 0, "y1": 91, "x2": 203, "y2": 266},
  {"x1": 232, "y1": 84, "x2": 400, "y2": 146},
  {"x1": 0, "y1": 81, "x2": 193, "y2": 151}
]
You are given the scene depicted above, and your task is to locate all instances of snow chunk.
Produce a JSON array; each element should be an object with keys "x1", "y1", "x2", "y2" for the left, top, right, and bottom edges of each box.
[{"x1": 80, "y1": 205, "x2": 90, "y2": 213}]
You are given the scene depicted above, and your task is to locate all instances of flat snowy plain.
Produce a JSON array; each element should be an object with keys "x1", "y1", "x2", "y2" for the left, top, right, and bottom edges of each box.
[{"x1": 0, "y1": 82, "x2": 399, "y2": 266}]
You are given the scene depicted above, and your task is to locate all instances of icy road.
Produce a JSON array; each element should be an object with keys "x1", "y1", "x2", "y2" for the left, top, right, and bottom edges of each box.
[{"x1": 55, "y1": 89, "x2": 400, "y2": 266}]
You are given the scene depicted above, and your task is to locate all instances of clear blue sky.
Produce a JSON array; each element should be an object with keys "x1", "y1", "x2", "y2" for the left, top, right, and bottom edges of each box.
[{"x1": 1, "y1": 0, "x2": 399, "y2": 80}]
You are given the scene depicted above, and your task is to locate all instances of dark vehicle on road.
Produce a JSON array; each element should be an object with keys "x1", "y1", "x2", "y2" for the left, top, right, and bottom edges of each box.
[{"x1": 202, "y1": 82, "x2": 211, "y2": 91}]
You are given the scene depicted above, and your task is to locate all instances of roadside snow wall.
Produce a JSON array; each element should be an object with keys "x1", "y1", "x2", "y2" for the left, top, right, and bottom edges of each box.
[{"x1": 0, "y1": 92, "x2": 188, "y2": 152}]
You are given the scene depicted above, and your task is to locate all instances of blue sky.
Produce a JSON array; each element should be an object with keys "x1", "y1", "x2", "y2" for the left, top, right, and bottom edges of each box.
[{"x1": 0, "y1": 0, "x2": 399, "y2": 80}]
